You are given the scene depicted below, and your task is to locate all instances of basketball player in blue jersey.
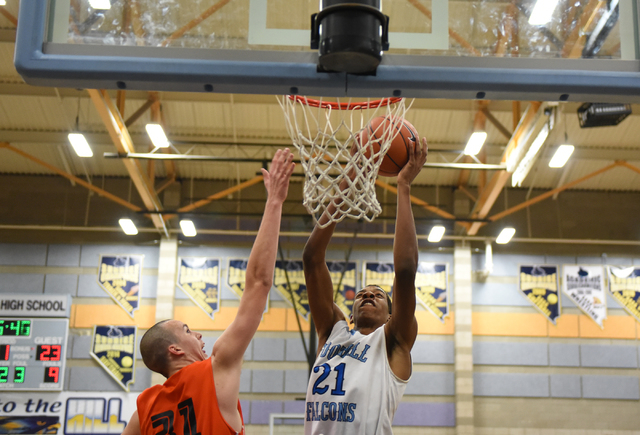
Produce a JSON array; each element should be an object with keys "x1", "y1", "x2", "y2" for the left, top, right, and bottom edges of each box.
[{"x1": 302, "y1": 137, "x2": 428, "y2": 434}]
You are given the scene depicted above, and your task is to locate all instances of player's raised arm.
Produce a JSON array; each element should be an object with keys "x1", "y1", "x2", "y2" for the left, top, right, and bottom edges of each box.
[
  {"x1": 213, "y1": 148, "x2": 294, "y2": 365},
  {"x1": 302, "y1": 180, "x2": 352, "y2": 350},
  {"x1": 386, "y1": 137, "x2": 427, "y2": 372}
]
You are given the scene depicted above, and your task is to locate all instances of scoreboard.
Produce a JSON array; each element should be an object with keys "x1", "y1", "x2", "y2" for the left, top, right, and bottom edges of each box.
[{"x1": 0, "y1": 318, "x2": 68, "y2": 391}]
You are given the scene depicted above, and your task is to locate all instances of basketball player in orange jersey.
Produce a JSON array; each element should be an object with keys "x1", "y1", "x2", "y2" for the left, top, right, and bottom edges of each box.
[
  {"x1": 303, "y1": 137, "x2": 427, "y2": 434},
  {"x1": 121, "y1": 149, "x2": 296, "y2": 435}
]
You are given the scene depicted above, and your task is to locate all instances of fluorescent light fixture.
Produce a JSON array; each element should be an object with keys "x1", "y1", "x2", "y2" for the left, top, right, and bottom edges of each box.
[
  {"x1": 464, "y1": 131, "x2": 487, "y2": 156},
  {"x1": 496, "y1": 227, "x2": 516, "y2": 244},
  {"x1": 145, "y1": 124, "x2": 171, "y2": 148},
  {"x1": 428, "y1": 226, "x2": 446, "y2": 243},
  {"x1": 180, "y1": 220, "x2": 197, "y2": 237},
  {"x1": 511, "y1": 123, "x2": 549, "y2": 187},
  {"x1": 549, "y1": 144, "x2": 575, "y2": 168},
  {"x1": 118, "y1": 219, "x2": 138, "y2": 235},
  {"x1": 67, "y1": 133, "x2": 93, "y2": 157},
  {"x1": 89, "y1": 0, "x2": 111, "y2": 9},
  {"x1": 529, "y1": 0, "x2": 560, "y2": 25},
  {"x1": 0, "y1": 1, "x2": 6, "y2": 6}
]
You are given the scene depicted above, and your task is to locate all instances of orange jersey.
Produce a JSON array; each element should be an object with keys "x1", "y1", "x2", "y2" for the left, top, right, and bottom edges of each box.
[{"x1": 136, "y1": 358, "x2": 244, "y2": 435}]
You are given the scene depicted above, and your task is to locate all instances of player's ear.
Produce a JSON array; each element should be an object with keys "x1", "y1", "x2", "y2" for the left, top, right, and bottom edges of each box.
[{"x1": 168, "y1": 344, "x2": 184, "y2": 356}]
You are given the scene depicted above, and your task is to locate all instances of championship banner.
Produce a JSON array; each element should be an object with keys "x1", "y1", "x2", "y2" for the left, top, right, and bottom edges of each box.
[
  {"x1": 90, "y1": 326, "x2": 137, "y2": 393},
  {"x1": 274, "y1": 260, "x2": 310, "y2": 320},
  {"x1": 227, "y1": 258, "x2": 269, "y2": 313},
  {"x1": 562, "y1": 265, "x2": 607, "y2": 328},
  {"x1": 97, "y1": 255, "x2": 143, "y2": 318},
  {"x1": 362, "y1": 261, "x2": 395, "y2": 298},
  {"x1": 608, "y1": 266, "x2": 640, "y2": 323},
  {"x1": 415, "y1": 262, "x2": 449, "y2": 322},
  {"x1": 328, "y1": 261, "x2": 358, "y2": 317},
  {"x1": 177, "y1": 257, "x2": 221, "y2": 320},
  {"x1": 519, "y1": 265, "x2": 561, "y2": 324}
]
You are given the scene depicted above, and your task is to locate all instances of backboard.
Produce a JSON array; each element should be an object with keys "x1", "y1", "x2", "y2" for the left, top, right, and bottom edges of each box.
[{"x1": 14, "y1": 0, "x2": 640, "y2": 102}]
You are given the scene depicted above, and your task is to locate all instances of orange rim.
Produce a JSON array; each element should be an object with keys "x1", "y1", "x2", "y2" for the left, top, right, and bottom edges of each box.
[{"x1": 288, "y1": 95, "x2": 402, "y2": 110}]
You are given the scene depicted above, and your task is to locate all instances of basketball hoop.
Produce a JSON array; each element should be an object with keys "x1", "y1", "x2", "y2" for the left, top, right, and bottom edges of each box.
[{"x1": 278, "y1": 95, "x2": 411, "y2": 227}]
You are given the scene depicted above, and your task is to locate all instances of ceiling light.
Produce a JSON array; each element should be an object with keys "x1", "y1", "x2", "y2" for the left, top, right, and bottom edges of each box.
[
  {"x1": 427, "y1": 226, "x2": 445, "y2": 243},
  {"x1": 145, "y1": 124, "x2": 171, "y2": 148},
  {"x1": 549, "y1": 144, "x2": 575, "y2": 168},
  {"x1": 511, "y1": 123, "x2": 549, "y2": 187},
  {"x1": 67, "y1": 133, "x2": 93, "y2": 157},
  {"x1": 118, "y1": 218, "x2": 138, "y2": 235},
  {"x1": 528, "y1": 0, "x2": 560, "y2": 25},
  {"x1": 89, "y1": 0, "x2": 111, "y2": 9},
  {"x1": 180, "y1": 220, "x2": 197, "y2": 237},
  {"x1": 496, "y1": 227, "x2": 516, "y2": 244},
  {"x1": 464, "y1": 131, "x2": 487, "y2": 156},
  {"x1": 0, "y1": 1, "x2": 6, "y2": 6}
]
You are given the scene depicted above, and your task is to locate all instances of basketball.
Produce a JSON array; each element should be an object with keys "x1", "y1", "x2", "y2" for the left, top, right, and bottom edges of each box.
[{"x1": 358, "y1": 115, "x2": 419, "y2": 177}]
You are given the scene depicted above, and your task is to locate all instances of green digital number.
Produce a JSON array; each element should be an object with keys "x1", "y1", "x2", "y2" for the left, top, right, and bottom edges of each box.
[
  {"x1": 20, "y1": 321, "x2": 31, "y2": 336},
  {"x1": 9, "y1": 321, "x2": 19, "y2": 335},
  {"x1": 14, "y1": 367, "x2": 25, "y2": 383},
  {"x1": 0, "y1": 367, "x2": 8, "y2": 383}
]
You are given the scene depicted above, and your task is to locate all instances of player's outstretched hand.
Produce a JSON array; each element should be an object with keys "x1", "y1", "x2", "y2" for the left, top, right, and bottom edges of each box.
[
  {"x1": 397, "y1": 137, "x2": 427, "y2": 186},
  {"x1": 261, "y1": 148, "x2": 296, "y2": 203}
]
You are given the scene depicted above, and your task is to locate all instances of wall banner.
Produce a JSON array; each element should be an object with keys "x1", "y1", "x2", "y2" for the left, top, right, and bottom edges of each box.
[
  {"x1": 97, "y1": 255, "x2": 143, "y2": 318},
  {"x1": 274, "y1": 260, "x2": 310, "y2": 320},
  {"x1": 415, "y1": 262, "x2": 449, "y2": 322},
  {"x1": 362, "y1": 261, "x2": 395, "y2": 298},
  {"x1": 0, "y1": 391, "x2": 138, "y2": 434},
  {"x1": 519, "y1": 265, "x2": 561, "y2": 324},
  {"x1": 177, "y1": 257, "x2": 221, "y2": 319},
  {"x1": 562, "y1": 265, "x2": 607, "y2": 328},
  {"x1": 227, "y1": 258, "x2": 269, "y2": 313},
  {"x1": 327, "y1": 261, "x2": 358, "y2": 317},
  {"x1": 90, "y1": 326, "x2": 137, "y2": 392},
  {"x1": 608, "y1": 266, "x2": 640, "y2": 323}
]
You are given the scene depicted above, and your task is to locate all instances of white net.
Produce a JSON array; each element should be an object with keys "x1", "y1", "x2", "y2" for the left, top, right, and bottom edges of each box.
[{"x1": 278, "y1": 95, "x2": 410, "y2": 227}]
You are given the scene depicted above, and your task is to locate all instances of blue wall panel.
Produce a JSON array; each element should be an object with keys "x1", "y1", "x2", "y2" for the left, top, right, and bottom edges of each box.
[
  {"x1": 284, "y1": 369, "x2": 308, "y2": 394},
  {"x1": 47, "y1": 244, "x2": 81, "y2": 267},
  {"x1": 44, "y1": 274, "x2": 78, "y2": 296},
  {"x1": 393, "y1": 402, "x2": 456, "y2": 427},
  {"x1": 581, "y1": 345, "x2": 638, "y2": 369},
  {"x1": 473, "y1": 342, "x2": 548, "y2": 366},
  {"x1": 405, "y1": 372, "x2": 455, "y2": 395},
  {"x1": 253, "y1": 338, "x2": 285, "y2": 361},
  {"x1": 0, "y1": 273, "x2": 44, "y2": 293},
  {"x1": 582, "y1": 375, "x2": 640, "y2": 400},
  {"x1": 549, "y1": 344, "x2": 580, "y2": 367},
  {"x1": 411, "y1": 340, "x2": 454, "y2": 364},
  {"x1": 252, "y1": 370, "x2": 284, "y2": 393},
  {"x1": 474, "y1": 373, "x2": 549, "y2": 397},
  {"x1": 550, "y1": 375, "x2": 582, "y2": 398},
  {"x1": 0, "y1": 244, "x2": 47, "y2": 266}
]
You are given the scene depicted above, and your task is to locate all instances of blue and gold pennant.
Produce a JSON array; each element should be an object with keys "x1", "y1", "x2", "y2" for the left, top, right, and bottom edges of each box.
[
  {"x1": 90, "y1": 326, "x2": 137, "y2": 392},
  {"x1": 519, "y1": 265, "x2": 561, "y2": 324},
  {"x1": 177, "y1": 258, "x2": 221, "y2": 320},
  {"x1": 362, "y1": 261, "x2": 395, "y2": 298},
  {"x1": 415, "y1": 262, "x2": 449, "y2": 322},
  {"x1": 608, "y1": 266, "x2": 640, "y2": 323},
  {"x1": 227, "y1": 258, "x2": 269, "y2": 313},
  {"x1": 97, "y1": 255, "x2": 143, "y2": 318},
  {"x1": 274, "y1": 260, "x2": 310, "y2": 320},
  {"x1": 328, "y1": 261, "x2": 358, "y2": 317}
]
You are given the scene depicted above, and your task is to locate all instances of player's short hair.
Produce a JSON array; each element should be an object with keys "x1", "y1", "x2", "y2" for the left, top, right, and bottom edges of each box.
[
  {"x1": 357, "y1": 285, "x2": 392, "y2": 314},
  {"x1": 140, "y1": 320, "x2": 178, "y2": 378}
]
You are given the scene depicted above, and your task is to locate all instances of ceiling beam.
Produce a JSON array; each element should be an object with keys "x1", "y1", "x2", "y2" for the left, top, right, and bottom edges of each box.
[
  {"x1": 488, "y1": 161, "x2": 623, "y2": 222},
  {"x1": 0, "y1": 142, "x2": 142, "y2": 212},
  {"x1": 87, "y1": 89, "x2": 168, "y2": 235},
  {"x1": 466, "y1": 102, "x2": 544, "y2": 235},
  {"x1": 160, "y1": 0, "x2": 231, "y2": 47}
]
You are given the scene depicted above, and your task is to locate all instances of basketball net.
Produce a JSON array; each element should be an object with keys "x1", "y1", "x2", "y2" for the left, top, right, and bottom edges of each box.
[{"x1": 278, "y1": 95, "x2": 410, "y2": 228}]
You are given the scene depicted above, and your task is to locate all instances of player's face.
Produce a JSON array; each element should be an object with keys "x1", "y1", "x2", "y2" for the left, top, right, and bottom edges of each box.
[
  {"x1": 352, "y1": 286, "x2": 390, "y2": 326},
  {"x1": 166, "y1": 320, "x2": 207, "y2": 361}
]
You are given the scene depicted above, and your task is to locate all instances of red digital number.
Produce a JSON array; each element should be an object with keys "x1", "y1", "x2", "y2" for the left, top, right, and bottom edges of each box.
[
  {"x1": 50, "y1": 345, "x2": 61, "y2": 361},
  {"x1": 44, "y1": 367, "x2": 59, "y2": 383},
  {"x1": 0, "y1": 344, "x2": 9, "y2": 361}
]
